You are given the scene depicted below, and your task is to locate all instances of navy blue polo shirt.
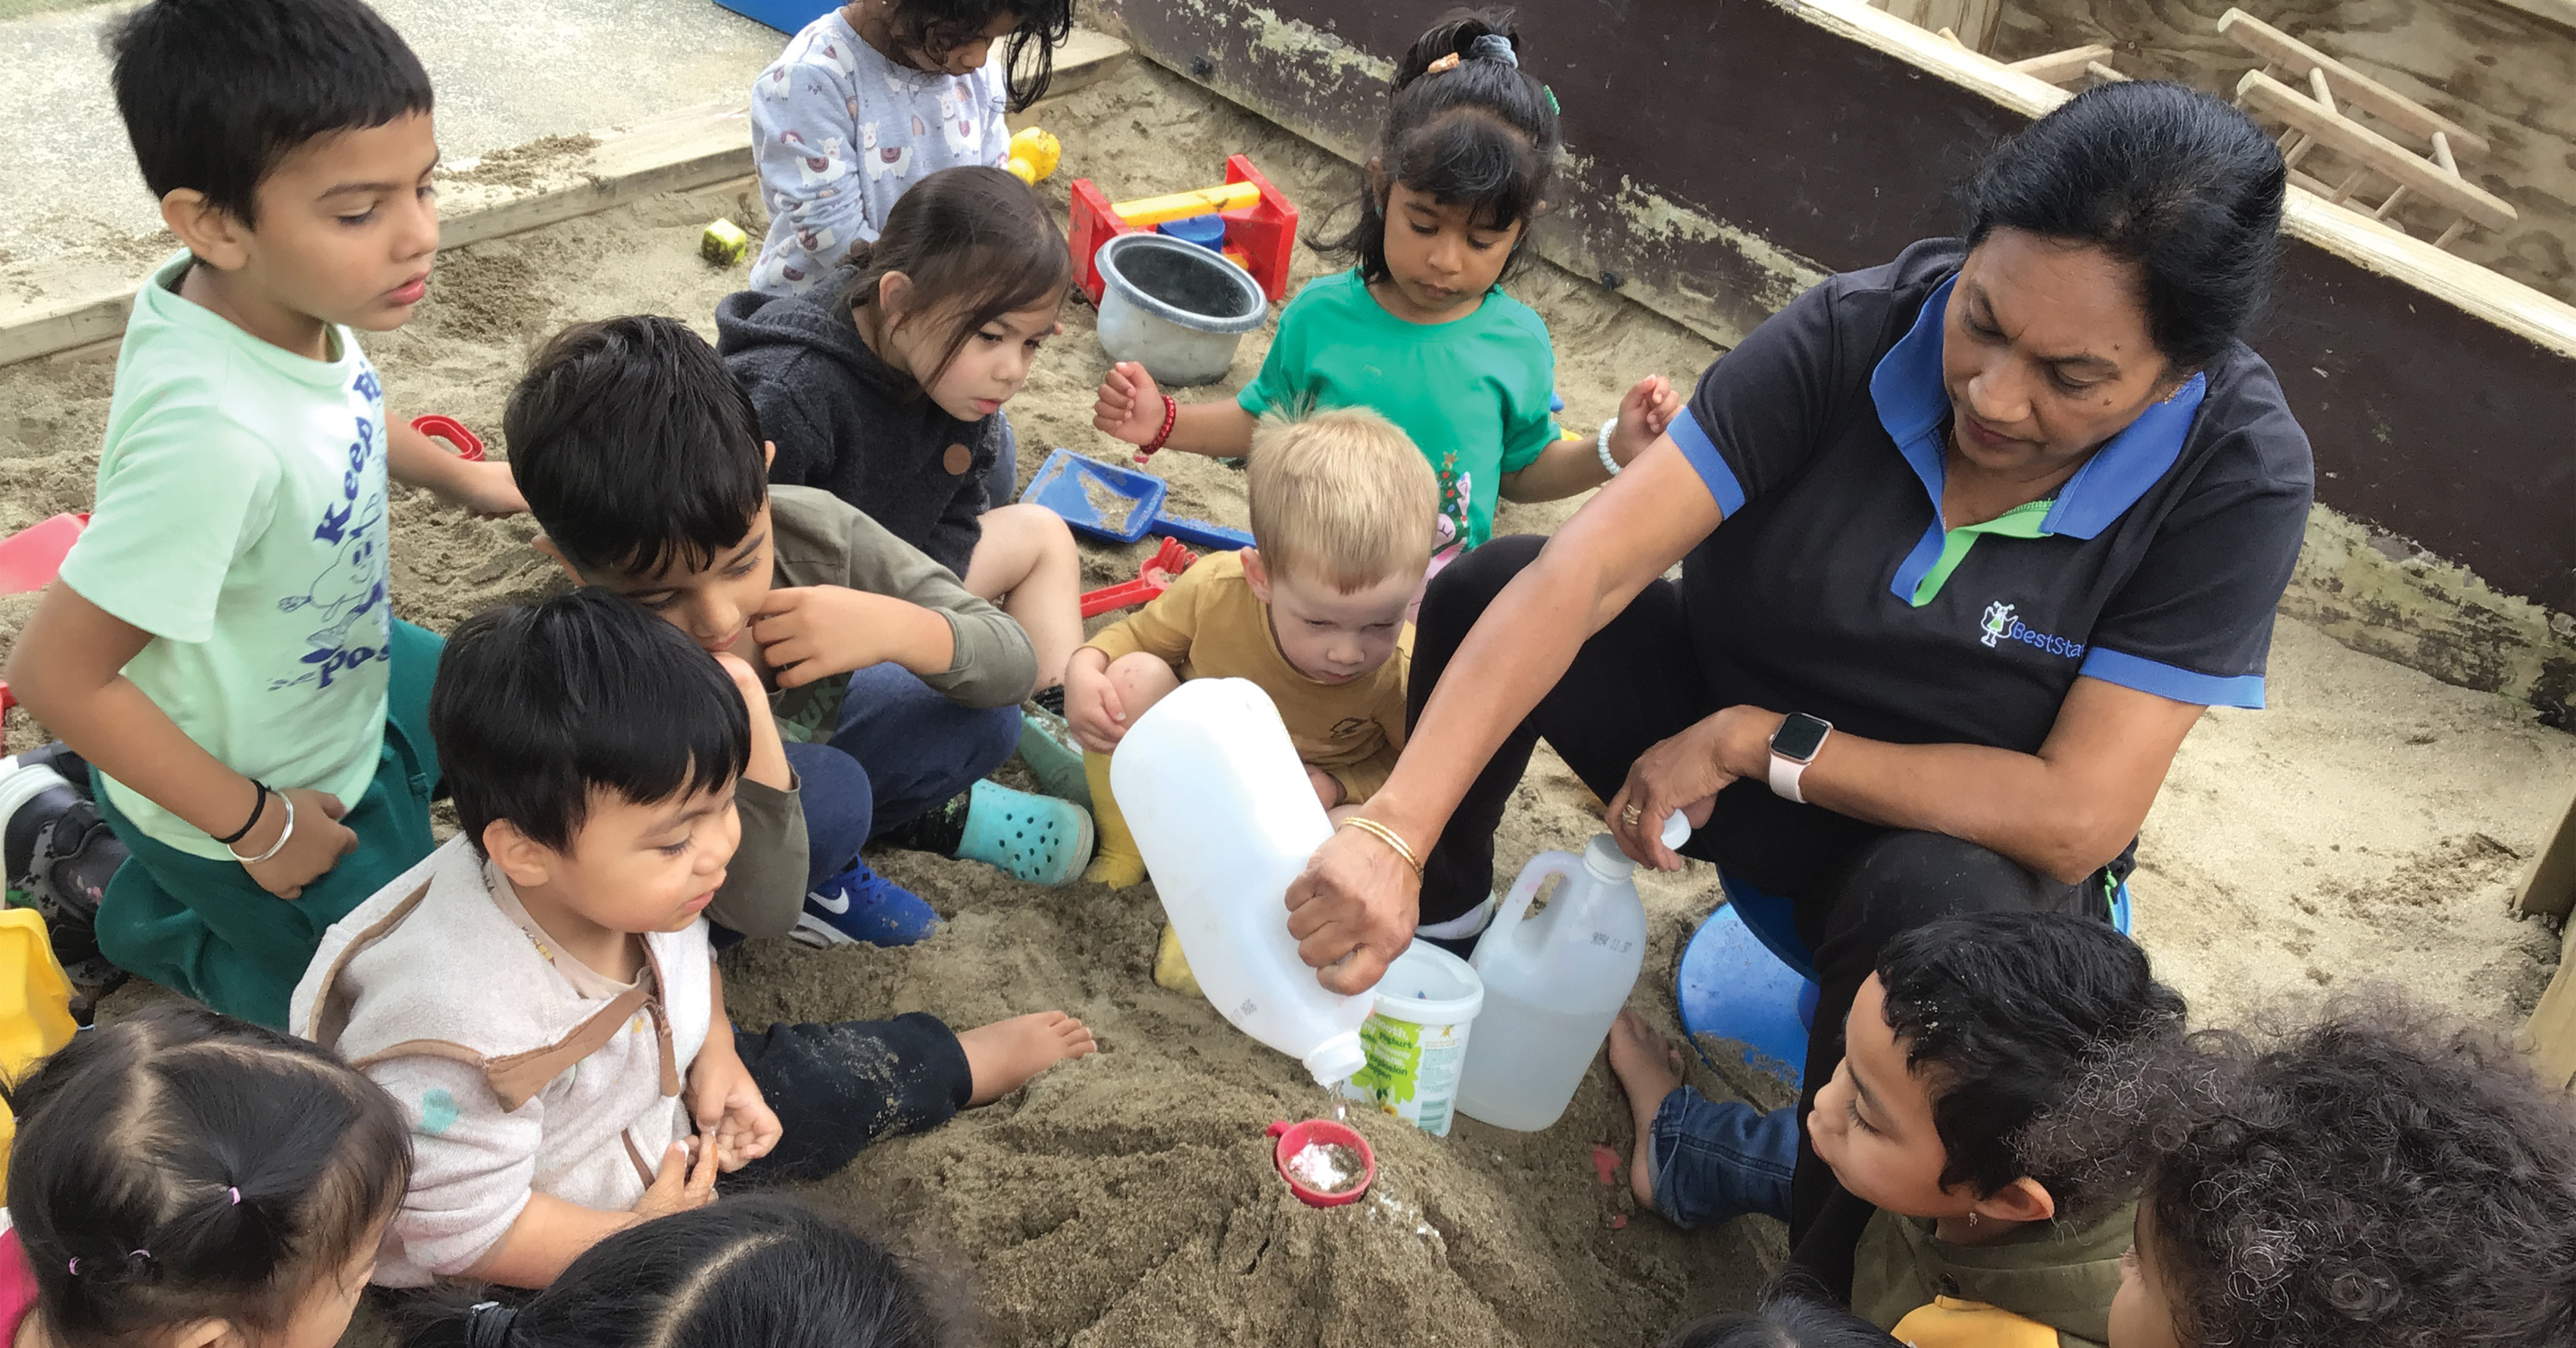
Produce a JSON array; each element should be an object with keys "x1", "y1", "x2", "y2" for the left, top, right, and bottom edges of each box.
[{"x1": 1667, "y1": 239, "x2": 2312, "y2": 757}]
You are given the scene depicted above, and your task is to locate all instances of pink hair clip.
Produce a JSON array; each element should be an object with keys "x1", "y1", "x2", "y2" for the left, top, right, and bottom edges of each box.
[
  {"x1": 64, "y1": 1259, "x2": 78, "y2": 1276},
  {"x1": 1425, "y1": 52, "x2": 1462, "y2": 74},
  {"x1": 228, "y1": 1187, "x2": 241, "y2": 1206}
]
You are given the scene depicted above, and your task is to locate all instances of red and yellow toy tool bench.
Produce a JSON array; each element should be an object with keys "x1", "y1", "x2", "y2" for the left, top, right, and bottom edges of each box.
[{"x1": 1069, "y1": 155, "x2": 1298, "y2": 306}]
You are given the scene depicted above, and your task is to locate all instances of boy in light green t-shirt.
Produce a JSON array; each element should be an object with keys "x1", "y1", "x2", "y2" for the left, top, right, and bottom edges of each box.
[{"x1": 0, "y1": 0, "x2": 520, "y2": 1027}]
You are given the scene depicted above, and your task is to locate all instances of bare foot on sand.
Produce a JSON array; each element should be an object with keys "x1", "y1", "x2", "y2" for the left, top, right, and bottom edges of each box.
[
  {"x1": 1607, "y1": 1009, "x2": 1685, "y2": 1212},
  {"x1": 961, "y1": 1011, "x2": 1097, "y2": 1106}
]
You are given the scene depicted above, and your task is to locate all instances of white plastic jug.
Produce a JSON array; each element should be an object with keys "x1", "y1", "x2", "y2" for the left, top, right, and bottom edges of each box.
[
  {"x1": 1111, "y1": 678, "x2": 1372, "y2": 1087},
  {"x1": 1455, "y1": 835, "x2": 1649, "y2": 1131}
]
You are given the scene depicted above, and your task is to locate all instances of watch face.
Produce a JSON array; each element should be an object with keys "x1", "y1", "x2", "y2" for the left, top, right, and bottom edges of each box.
[{"x1": 1772, "y1": 713, "x2": 1831, "y2": 763}]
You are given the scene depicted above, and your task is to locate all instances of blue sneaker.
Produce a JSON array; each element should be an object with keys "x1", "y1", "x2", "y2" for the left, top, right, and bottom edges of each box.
[{"x1": 791, "y1": 857, "x2": 943, "y2": 949}]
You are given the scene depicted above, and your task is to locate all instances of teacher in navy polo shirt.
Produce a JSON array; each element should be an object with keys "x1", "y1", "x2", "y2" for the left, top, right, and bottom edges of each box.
[{"x1": 1286, "y1": 82, "x2": 2308, "y2": 1236}]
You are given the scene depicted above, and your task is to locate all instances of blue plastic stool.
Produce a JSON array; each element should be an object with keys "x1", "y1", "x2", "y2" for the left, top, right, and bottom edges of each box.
[
  {"x1": 1679, "y1": 872, "x2": 2135, "y2": 1087},
  {"x1": 710, "y1": 0, "x2": 831, "y2": 33}
]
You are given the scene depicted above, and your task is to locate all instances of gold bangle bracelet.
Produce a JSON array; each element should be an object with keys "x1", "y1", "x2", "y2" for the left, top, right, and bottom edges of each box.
[{"x1": 1339, "y1": 816, "x2": 1424, "y2": 878}]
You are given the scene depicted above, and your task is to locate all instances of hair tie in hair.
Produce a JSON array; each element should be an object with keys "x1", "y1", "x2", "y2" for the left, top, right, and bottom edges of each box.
[
  {"x1": 466, "y1": 1300, "x2": 519, "y2": 1348},
  {"x1": 1468, "y1": 33, "x2": 1518, "y2": 67},
  {"x1": 227, "y1": 1187, "x2": 241, "y2": 1206},
  {"x1": 64, "y1": 1259, "x2": 78, "y2": 1277}
]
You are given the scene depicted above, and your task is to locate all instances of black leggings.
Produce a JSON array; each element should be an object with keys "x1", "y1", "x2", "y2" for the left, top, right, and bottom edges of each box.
[
  {"x1": 1412, "y1": 536, "x2": 2116, "y2": 1240},
  {"x1": 730, "y1": 1012, "x2": 974, "y2": 1187}
]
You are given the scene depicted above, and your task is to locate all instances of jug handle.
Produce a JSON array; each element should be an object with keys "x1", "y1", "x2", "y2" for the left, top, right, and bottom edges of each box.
[{"x1": 1478, "y1": 849, "x2": 1580, "y2": 968}]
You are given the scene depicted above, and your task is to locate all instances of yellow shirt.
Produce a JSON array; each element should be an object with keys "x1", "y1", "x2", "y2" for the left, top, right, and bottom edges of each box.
[
  {"x1": 1891, "y1": 1297, "x2": 2064, "y2": 1348},
  {"x1": 1084, "y1": 551, "x2": 1408, "y2": 801}
]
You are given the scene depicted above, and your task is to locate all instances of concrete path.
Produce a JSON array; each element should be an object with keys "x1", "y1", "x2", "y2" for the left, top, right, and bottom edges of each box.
[{"x1": 0, "y1": 0, "x2": 793, "y2": 271}]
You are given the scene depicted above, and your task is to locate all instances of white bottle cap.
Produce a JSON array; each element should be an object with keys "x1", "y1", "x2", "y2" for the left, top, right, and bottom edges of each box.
[
  {"x1": 1303, "y1": 1031, "x2": 1368, "y2": 1088},
  {"x1": 1661, "y1": 811, "x2": 1692, "y2": 850}
]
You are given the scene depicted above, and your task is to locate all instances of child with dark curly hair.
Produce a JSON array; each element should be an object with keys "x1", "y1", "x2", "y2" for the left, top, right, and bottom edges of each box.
[
  {"x1": 2029, "y1": 998, "x2": 2576, "y2": 1348},
  {"x1": 1787, "y1": 911, "x2": 2190, "y2": 1348}
]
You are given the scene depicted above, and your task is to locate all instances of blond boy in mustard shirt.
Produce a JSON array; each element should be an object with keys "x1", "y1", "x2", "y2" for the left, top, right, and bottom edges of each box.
[{"x1": 1064, "y1": 408, "x2": 1439, "y2": 906}]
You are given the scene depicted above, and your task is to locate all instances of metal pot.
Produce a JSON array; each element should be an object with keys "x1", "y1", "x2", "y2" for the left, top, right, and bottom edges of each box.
[{"x1": 1093, "y1": 231, "x2": 1269, "y2": 387}]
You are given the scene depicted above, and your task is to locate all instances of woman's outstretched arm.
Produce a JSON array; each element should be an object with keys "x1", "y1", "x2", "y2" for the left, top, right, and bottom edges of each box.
[{"x1": 1284, "y1": 438, "x2": 1724, "y2": 994}]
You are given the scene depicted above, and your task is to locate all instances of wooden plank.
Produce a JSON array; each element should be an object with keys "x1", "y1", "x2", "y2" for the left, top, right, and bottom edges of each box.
[
  {"x1": 2516, "y1": 785, "x2": 2576, "y2": 919},
  {"x1": 1034, "y1": 26, "x2": 1133, "y2": 103},
  {"x1": 2523, "y1": 925, "x2": 2576, "y2": 1091},
  {"x1": 2007, "y1": 45, "x2": 2116, "y2": 85},
  {"x1": 2216, "y1": 8, "x2": 2490, "y2": 158},
  {"x1": 2236, "y1": 71, "x2": 2515, "y2": 232}
]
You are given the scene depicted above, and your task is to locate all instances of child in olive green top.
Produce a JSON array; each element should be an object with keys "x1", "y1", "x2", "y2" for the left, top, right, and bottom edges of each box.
[
  {"x1": 504, "y1": 317, "x2": 1092, "y2": 954},
  {"x1": 1789, "y1": 913, "x2": 2185, "y2": 1348}
]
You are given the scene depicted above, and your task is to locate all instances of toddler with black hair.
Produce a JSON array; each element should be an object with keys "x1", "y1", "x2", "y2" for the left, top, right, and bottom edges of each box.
[
  {"x1": 2028, "y1": 997, "x2": 2576, "y2": 1348},
  {"x1": 1783, "y1": 912, "x2": 2188, "y2": 1348},
  {"x1": 0, "y1": 0, "x2": 521, "y2": 1028},
  {"x1": 1093, "y1": 7, "x2": 1680, "y2": 568},
  {"x1": 289, "y1": 589, "x2": 1091, "y2": 1289},
  {"x1": 2, "y1": 1001, "x2": 410, "y2": 1348},
  {"x1": 404, "y1": 1196, "x2": 953, "y2": 1348}
]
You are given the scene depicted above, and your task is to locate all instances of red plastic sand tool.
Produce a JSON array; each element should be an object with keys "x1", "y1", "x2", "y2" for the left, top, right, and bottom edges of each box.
[
  {"x1": 1077, "y1": 537, "x2": 1196, "y2": 619},
  {"x1": 410, "y1": 413, "x2": 485, "y2": 461},
  {"x1": 1268, "y1": 1119, "x2": 1377, "y2": 1208},
  {"x1": 0, "y1": 513, "x2": 87, "y2": 596}
]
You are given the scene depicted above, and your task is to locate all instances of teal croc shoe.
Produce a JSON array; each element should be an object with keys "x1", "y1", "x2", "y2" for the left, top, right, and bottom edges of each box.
[
  {"x1": 956, "y1": 780, "x2": 1094, "y2": 887},
  {"x1": 1016, "y1": 704, "x2": 1091, "y2": 808}
]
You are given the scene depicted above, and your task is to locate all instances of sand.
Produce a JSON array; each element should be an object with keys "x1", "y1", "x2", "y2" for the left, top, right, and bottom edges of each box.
[{"x1": 2, "y1": 53, "x2": 2571, "y2": 1348}]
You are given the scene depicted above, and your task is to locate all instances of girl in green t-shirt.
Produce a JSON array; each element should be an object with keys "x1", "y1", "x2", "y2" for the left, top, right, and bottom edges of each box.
[{"x1": 1092, "y1": 7, "x2": 1679, "y2": 555}]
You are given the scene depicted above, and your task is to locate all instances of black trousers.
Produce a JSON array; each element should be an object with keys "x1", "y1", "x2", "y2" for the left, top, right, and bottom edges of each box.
[
  {"x1": 730, "y1": 1011, "x2": 975, "y2": 1186},
  {"x1": 1412, "y1": 536, "x2": 2115, "y2": 1241}
]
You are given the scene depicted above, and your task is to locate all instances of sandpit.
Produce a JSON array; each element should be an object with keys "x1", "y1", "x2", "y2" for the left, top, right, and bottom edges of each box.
[{"x1": 2, "y1": 53, "x2": 2571, "y2": 1348}]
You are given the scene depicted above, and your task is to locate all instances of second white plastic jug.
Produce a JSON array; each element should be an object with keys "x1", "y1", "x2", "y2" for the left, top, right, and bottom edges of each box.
[
  {"x1": 1455, "y1": 834, "x2": 1649, "y2": 1131},
  {"x1": 1111, "y1": 677, "x2": 1373, "y2": 1087}
]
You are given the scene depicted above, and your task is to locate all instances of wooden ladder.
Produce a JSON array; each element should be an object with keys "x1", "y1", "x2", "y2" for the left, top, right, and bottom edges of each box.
[{"x1": 2219, "y1": 9, "x2": 2514, "y2": 250}]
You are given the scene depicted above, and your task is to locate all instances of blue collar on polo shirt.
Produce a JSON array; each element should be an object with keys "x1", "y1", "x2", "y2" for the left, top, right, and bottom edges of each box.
[{"x1": 1870, "y1": 274, "x2": 2207, "y2": 606}]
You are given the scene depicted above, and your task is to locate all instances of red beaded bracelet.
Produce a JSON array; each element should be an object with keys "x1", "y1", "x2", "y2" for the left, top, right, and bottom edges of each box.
[{"x1": 1135, "y1": 395, "x2": 1180, "y2": 460}]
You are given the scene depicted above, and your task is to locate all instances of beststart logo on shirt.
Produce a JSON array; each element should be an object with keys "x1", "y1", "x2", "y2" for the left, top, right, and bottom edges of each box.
[{"x1": 1978, "y1": 600, "x2": 2086, "y2": 660}]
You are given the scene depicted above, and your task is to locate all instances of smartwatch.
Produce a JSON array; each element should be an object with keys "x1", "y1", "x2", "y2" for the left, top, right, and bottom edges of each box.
[{"x1": 1767, "y1": 713, "x2": 1833, "y2": 805}]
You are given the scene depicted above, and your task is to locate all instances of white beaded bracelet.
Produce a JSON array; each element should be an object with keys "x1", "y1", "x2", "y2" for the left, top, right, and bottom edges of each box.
[
  {"x1": 226, "y1": 789, "x2": 297, "y2": 866},
  {"x1": 1596, "y1": 417, "x2": 1622, "y2": 476}
]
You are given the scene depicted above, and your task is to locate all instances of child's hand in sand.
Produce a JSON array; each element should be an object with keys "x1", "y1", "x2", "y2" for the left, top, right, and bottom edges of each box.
[
  {"x1": 632, "y1": 1133, "x2": 722, "y2": 1221},
  {"x1": 959, "y1": 1010, "x2": 1097, "y2": 1107},
  {"x1": 1062, "y1": 651, "x2": 1127, "y2": 753},
  {"x1": 1605, "y1": 374, "x2": 1684, "y2": 467},
  {"x1": 686, "y1": 1044, "x2": 781, "y2": 1172},
  {"x1": 1092, "y1": 361, "x2": 1168, "y2": 446}
]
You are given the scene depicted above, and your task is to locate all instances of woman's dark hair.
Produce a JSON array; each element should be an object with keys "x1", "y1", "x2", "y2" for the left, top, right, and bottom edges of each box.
[
  {"x1": 5, "y1": 1002, "x2": 410, "y2": 1348},
  {"x1": 403, "y1": 1197, "x2": 956, "y2": 1348},
  {"x1": 108, "y1": 0, "x2": 432, "y2": 223},
  {"x1": 432, "y1": 588, "x2": 753, "y2": 857},
  {"x1": 2026, "y1": 997, "x2": 2576, "y2": 1348},
  {"x1": 878, "y1": 0, "x2": 1074, "y2": 111},
  {"x1": 1873, "y1": 910, "x2": 2187, "y2": 1224},
  {"x1": 506, "y1": 315, "x2": 769, "y2": 579},
  {"x1": 841, "y1": 165, "x2": 1070, "y2": 389},
  {"x1": 1960, "y1": 80, "x2": 2285, "y2": 373},
  {"x1": 1316, "y1": 7, "x2": 1560, "y2": 286}
]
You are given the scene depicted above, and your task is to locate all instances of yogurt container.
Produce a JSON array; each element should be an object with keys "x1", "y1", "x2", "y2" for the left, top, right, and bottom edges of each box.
[{"x1": 1343, "y1": 940, "x2": 1485, "y2": 1137}]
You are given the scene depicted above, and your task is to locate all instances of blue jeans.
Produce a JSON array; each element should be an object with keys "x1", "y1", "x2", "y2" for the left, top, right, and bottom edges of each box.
[
  {"x1": 984, "y1": 410, "x2": 1021, "y2": 510},
  {"x1": 1649, "y1": 1089, "x2": 1798, "y2": 1229},
  {"x1": 780, "y1": 663, "x2": 1021, "y2": 888}
]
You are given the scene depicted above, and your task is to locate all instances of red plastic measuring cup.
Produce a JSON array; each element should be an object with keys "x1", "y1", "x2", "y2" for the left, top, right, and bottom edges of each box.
[{"x1": 1266, "y1": 1119, "x2": 1376, "y2": 1207}]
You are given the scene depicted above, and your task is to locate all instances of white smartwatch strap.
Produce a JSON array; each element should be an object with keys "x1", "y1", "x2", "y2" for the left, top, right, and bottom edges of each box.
[{"x1": 1767, "y1": 725, "x2": 1829, "y2": 805}]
